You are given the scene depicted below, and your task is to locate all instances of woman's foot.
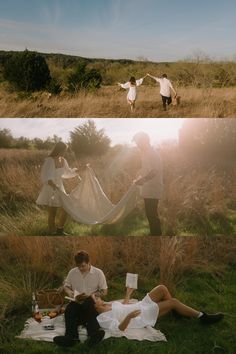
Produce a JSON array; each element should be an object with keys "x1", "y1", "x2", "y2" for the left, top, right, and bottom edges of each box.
[{"x1": 199, "y1": 312, "x2": 224, "y2": 324}]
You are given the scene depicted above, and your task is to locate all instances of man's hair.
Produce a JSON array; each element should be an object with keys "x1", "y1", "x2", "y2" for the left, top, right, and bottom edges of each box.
[
  {"x1": 74, "y1": 250, "x2": 90, "y2": 265},
  {"x1": 162, "y1": 73, "x2": 167, "y2": 78}
]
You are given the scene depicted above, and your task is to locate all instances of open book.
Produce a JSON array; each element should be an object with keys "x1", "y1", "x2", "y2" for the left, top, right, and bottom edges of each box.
[
  {"x1": 126, "y1": 273, "x2": 138, "y2": 289},
  {"x1": 65, "y1": 290, "x2": 80, "y2": 302}
]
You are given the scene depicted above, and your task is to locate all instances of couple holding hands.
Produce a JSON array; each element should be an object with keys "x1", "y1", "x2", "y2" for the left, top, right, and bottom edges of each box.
[
  {"x1": 118, "y1": 73, "x2": 178, "y2": 111},
  {"x1": 53, "y1": 250, "x2": 224, "y2": 348}
]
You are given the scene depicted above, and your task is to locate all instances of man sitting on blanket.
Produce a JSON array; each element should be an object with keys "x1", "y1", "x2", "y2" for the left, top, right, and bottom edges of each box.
[{"x1": 54, "y1": 250, "x2": 108, "y2": 347}]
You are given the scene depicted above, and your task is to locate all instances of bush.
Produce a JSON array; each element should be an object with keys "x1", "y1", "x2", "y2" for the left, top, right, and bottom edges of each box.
[
  {"x1": 46, "y1": 77, "x2": 62, "y2": 95},
  {"x1": 67, "y1": 62, "x2": 102, "y2": 92},
  {"x1": 3, "y1": 50, "x2": 51, "y2": 91}
]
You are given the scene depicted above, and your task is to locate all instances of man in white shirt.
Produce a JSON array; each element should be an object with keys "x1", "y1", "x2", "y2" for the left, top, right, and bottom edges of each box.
[
  {"x1": 133, "y1": 132, "x2": 163, "y2": 236},
  {"x1": 147, "y1": 73, "x2": 177, "y2": 111},
  {"x1": 54, "y1": 250, "x2": 108, "y2": 347}
]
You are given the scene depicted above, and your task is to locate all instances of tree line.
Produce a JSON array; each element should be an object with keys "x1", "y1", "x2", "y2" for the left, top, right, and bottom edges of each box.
[
  {"x1": 0, "y1": 119, "x2": 235, "y2": 161},
  {"x1": 0, "y1": 50, "x2": 236, "y2": 94}
]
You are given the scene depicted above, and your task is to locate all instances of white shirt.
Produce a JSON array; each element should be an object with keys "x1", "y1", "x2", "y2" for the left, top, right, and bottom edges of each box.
[
  {"x1": 154, "y1": 77, "x2": 174, "y2": 97},
  {"x1": 140, "y1": 147, "x2": 163, "y2": 199},
  {"x1": 64, "y1": 265, "x2": 107, "y2": 295},
  {"x1": 97, "y1": 294, "x2": 159, "y2": 332}
]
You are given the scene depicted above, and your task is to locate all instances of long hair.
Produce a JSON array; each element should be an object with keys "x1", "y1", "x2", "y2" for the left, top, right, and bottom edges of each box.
[
  {"x1": 129, "y1": 76, "x2": 136, "y2": 85},
  {"x1": 49, "y1": 141, "x2": 68, "y2": 158}
]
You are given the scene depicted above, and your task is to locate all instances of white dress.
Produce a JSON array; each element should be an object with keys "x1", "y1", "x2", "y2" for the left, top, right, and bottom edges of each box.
[
  {"x1": 120, "y1": 78, "x2": 144, "y2": 101},
  {"x1": 97, "y1": 294, "x2": 159, "y2": 333},
  {"x1": 36, "y1": 157, "x2": 78, "y2": 207}
]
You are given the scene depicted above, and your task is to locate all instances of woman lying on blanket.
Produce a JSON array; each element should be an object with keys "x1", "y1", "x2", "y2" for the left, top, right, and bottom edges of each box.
[{"x1": 92, "y1": 284, "x2": 223, "y2": 332}]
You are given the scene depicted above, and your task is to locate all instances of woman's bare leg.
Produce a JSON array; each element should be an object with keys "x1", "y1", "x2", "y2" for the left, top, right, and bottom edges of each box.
[
  {"x1": 58, "y1": 208, "x2": 67, "y2": 229},
  {"x1": 148, "y1": 285, "x2": 200, "y2": 318},
  {"x1": 158, "y1": 298, "x2": 200, "y2": 318},
  {"x1": 128, "y1": 99, "x2": 135, "y2": 111},
  {"x1": 48, "y1": 207, "x2": 57, "y2": 234},
  {"x1": 148, "y1": 285, "x2": 172, "y2": 302}
]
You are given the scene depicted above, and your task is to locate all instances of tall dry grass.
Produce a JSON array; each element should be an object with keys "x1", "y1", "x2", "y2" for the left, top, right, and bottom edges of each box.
[
  {"x1": 0, "y1": 84, "x2": 236, "y2": 117},
  {"x1": 0, "y1": 148, "x2": 235, "y2": 235}
]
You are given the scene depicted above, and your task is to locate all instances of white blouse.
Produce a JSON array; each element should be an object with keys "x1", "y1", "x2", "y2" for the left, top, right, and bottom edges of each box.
[
  {"x1": 97, "y1": 294, "x2": 159, "y2": 333},
  {"x1": 36, "y1": 157, "x2": 78, "y2": 207}
]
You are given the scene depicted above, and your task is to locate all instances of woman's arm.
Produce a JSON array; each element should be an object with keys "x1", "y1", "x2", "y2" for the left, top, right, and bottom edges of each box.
[
  {"x1": 118, "y1": 82, "x2": 130, "y2": 89},
  {"x1": 122, "y1": 287, "x2": 135, "y2": 304},
  {"x1": 118, "y1": 310, "x2": 141, "y2": 331}
]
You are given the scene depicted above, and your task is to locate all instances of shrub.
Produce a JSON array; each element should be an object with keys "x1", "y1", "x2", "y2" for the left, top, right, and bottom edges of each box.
[
  {"x1": 67, "y1": 62, "x2": 102, "y2": 92},
  {"x1": 46, "y1": 77, "x2": 62, "y2": 95},
  {"x1": 3, "y1": 50, "x2": 51, "y2": 91}
]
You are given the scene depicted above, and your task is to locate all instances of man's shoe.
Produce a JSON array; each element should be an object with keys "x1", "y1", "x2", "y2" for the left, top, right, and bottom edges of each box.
[
  {"x1": 56, "y1": 228, "x2": 71, "y2": 236},
  {"x1": 199, "y1": 312, "x2": 224, "y2": 324},
  {"x1": 53, "y1": 335, "x2": 79, "y2": 347},
  {"x1": 88, "y1": 329, "x2": 105, "y2": 345}
]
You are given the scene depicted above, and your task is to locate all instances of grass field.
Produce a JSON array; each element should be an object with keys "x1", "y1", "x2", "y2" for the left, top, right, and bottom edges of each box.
[
  {"x1": 1, "y1": 84, "x2": 236, "y2": 118},
  {"x1": 0, "y1": 148, "x2": 236, "y2": 236},
  {"x1": 0, "y1": 236, "x2": 236, "y2": 354}
]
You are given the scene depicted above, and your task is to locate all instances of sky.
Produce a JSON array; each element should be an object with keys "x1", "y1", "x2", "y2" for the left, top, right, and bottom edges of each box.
[
  {"x1": 0, "y1": 0, "x2": 235, "y2": 61},
  {"x1": 0, "y1": 118, "x2": 185, "y2": 146}
]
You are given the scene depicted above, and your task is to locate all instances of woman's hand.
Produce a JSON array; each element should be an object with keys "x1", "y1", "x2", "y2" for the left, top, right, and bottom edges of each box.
[
  {"x1": 127, "y1": 309, "x2": 141, "y2": 319},
  {"x1": 126, "y1": 287, "x2": 135, "y2": 296}
]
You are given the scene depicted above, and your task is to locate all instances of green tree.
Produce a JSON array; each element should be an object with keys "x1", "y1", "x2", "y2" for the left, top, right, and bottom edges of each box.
[
  {"x1": 179, "y1": 118, "x2": 236, "y2": 159},
  {"x1": 0, "y1": 129, "x2": 14, "y2": 148},
  {"x1": 70, "y1": 120, "x2": 111, "y2": 157},
  {"x1": 4, "y1": 50, "x2": 51, "y2": 91},
  {"x1": 67, "y1": 62, "x2": 102, "y2": 92}
]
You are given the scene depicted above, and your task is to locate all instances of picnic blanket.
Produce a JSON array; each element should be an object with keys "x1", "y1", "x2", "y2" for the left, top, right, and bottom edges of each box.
[
  {"x1": 17, "y1": 314, "x2": 167, "y2": 343},
  {"x1": 58, "y1": 165, "x2": 140, "y2": 224}
]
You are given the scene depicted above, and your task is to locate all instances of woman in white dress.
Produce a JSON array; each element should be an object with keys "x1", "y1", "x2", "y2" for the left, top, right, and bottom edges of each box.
[
  {"x1": 93, "y1": 285, "x2": 223, "y2": 333},
  {"x1": 36, "y1": 142, "x2": 79, "y2": 235},
  {"x1": 118, "y1": 76, "x2": 145, "y2": 111}
]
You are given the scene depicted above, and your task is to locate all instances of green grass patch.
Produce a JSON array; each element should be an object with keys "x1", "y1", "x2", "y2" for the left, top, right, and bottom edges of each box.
[{"x1": 1, "y1": 269, "x2": 236, "y2": 354}]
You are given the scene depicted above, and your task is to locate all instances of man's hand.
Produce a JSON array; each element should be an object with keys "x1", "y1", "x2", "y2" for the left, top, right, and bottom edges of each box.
[
  {"x1": 133, "y1": 178, "x2": 144, "y2": 186},
  {"x1": 127, "y1": 310, "x2": 141, "y2": 319},
  {"x1": 75, "y1": 293, "x2": 89, "y2": 303}
]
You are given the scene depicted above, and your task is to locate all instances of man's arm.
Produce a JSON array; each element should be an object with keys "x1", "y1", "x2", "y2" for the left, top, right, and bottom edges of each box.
[
  {"x1": 63, "y1": 285, "x2": 74, "y2": 298},
  {"x1": 93, "y1": 288, "x2": 108, "y2": 298},
  {"x1": 169, "y1": 82, "x2": 177, "y2": 96},
  {"x1": 147, "y1": 73, "x2": 158, "y2": 80},
  {"x1": 134, "y1": 169, "x2": 157, "y2": 186}
]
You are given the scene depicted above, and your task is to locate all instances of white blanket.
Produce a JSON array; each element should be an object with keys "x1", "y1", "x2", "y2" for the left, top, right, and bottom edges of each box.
[
  {"x1": 17, "y1": 314, "x2": 167, "y2": 343},
  {"x1": 59, "y1": 165, "x2": 140, "y2": 224}
]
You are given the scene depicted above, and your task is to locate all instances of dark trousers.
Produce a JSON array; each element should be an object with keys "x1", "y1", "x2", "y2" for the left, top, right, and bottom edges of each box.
[
  {"x1": 161, "y1": 95, "x2": 172, "y2": 110},
  {"x1": 144, "y1": 198, "x2": 162, "y2": 236},
  {"x1": 64, "y1": 300, "x2": 100, "y2": 340}
]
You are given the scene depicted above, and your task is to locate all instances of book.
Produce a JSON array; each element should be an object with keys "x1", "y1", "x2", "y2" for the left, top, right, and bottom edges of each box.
[
  {"x1": 126, "y1": 273, "x2": 138, "y2": 289},
  {"x1": 64, "y1": 290, "x2": 80, "y2": 302}
]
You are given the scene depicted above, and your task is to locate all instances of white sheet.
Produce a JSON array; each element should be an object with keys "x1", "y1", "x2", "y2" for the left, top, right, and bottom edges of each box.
[
  {"x1": 59, "y1": 165, "x2": 140, "y2": 224},
  {"x1": 17, "y1": 314, "x2": 167, "y2": 343}
]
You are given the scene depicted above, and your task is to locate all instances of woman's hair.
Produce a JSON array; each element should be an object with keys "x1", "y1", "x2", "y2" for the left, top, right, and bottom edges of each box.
[
  {"x1": 129, "y1": 76, "x2": 136, "y2": 85},
  {"x1": 49, "y1": 141, "x2": 68, "y2": 157}
]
